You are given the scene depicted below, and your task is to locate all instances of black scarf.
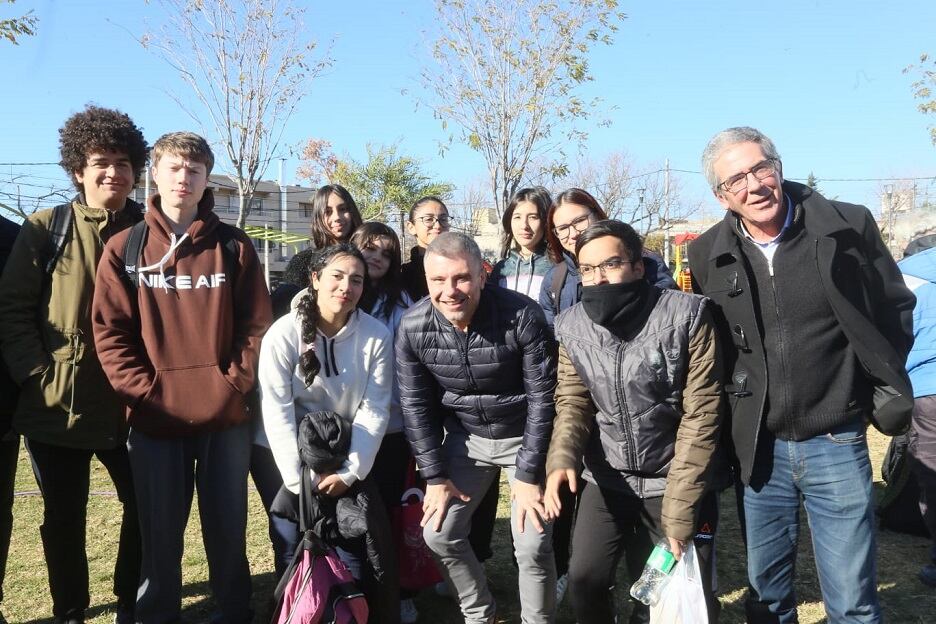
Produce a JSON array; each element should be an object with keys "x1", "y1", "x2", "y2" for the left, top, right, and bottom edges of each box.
[{"x1": 580, "y1": 279, "x2": 656, "y2": 339}]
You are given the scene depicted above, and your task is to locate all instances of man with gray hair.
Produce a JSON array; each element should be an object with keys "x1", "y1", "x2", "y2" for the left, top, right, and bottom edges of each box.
[
  {"x1": 689, "y1": 127, "x2": 915, "y2": 622},
  {"x1": 396, "y1": 231, "x2": 558, "y2": 624}
]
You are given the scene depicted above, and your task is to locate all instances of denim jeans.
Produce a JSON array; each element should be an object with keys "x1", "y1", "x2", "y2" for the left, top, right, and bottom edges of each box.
[
  {"x1": 249, "y1": 443, "x2": 299, "y2": 580},
  {"x1": 744, "y1": 420, "x2": 881, "y2": 623}
]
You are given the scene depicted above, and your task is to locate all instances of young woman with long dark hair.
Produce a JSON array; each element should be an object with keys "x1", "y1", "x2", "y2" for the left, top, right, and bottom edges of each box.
[
  {"x1": 258, "y1": 243, "x2": 398, "y2": 622},
  {"x1": 490, "y1": 186, "x2": 553, "y2": 304}
]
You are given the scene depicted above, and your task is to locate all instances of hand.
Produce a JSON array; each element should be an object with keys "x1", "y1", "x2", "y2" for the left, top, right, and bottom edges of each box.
[
  {"x1": 667, "y1": 536, "x2": 686, "y2": 560},
  {"x1": 511, "y1": 480, "x2": 547, "y2": 534},
  {"x1": 318, "y1": 473, "x2": 350, "y2": 497},
  {"x1": 421, "y1": 480, "x2": 471, "y2": 532},
  {"x1": 544, "y1": 468, "x2": 578, "y2": 521}
]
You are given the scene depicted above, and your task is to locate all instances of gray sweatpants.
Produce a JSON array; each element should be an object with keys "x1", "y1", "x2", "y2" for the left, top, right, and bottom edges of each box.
[
  {"x1": 910, "y1": 395, "x2": 936, "y2": 544},
  {"x1": 422, "y1": 433, "x2": 556, "y2": 624},
  {"x1": 127, "y1": 423, "x2": 253, "y2": 624}
]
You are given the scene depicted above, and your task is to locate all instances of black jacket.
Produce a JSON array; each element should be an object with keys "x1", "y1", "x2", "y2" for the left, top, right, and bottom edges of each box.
[
  {"x1": 0, "y1": 216, "x2": 21, "y2": 432},
  {"x1": 688, "y1": 181, "x2": 915, "y2": 485},
  {"x1": 396, "y1": 283, "x2": 557, "y2": 484}
]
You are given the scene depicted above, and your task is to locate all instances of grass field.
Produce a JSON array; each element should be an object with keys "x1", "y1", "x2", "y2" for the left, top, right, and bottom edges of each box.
[{"x1": 2, "y1": 429, "x2": 934, "y2": 623}]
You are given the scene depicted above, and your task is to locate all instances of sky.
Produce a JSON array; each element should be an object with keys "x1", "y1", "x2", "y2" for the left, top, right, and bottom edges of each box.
[{"x1": 1, "y1": 0, "x2": 934, "y2": 222}]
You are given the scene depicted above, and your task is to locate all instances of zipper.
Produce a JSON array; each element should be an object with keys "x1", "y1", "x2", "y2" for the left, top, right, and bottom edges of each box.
[
  {"x1": 454, "y1": 325, "x2": 488, "y2": 434},
  {"x1": 768, "y1": 256, "x2": 792, "y2": 437},
  {"x1": 613, "y1": 341, "x2": 639, "y2": 478},
  {"x1": 284, "y1": 561, "x2": 315, "y2": 623}
]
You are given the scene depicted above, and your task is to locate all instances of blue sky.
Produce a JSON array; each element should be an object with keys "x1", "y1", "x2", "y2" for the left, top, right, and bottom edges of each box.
[{"x1": 1, "y1": 0, "x2": 934, "y2": 218}]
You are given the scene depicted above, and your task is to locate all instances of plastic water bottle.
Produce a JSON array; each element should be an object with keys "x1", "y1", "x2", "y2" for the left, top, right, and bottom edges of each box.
[{"x1": 629, "y1": 539, "x2": 677, "y2": 606}]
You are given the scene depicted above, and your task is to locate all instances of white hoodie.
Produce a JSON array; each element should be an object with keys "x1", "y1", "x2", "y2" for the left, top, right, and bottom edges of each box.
[{"x1": 259, "y1": 307, "x2": 392, "y2": 494}]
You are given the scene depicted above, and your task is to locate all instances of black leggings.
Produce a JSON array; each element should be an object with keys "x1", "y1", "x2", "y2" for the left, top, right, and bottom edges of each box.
[{"x1": 568, "y1": 482, "x2": 720, "y2": 624}]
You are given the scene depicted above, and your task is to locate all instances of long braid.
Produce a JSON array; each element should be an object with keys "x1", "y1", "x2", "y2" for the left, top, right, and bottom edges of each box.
[{"x1": 297, "y1": 290, "x2": 321, "y2": 387}]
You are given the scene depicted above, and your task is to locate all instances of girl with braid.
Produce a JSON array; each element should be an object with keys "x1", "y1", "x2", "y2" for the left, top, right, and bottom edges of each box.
[{"x1": 258, "y1": 244, "x2": 396, "y2": 616}]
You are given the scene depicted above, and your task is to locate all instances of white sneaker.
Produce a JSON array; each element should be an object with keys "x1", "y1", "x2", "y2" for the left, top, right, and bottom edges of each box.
[
  {"x1": 555, "y1": 573, "x2": 569, "y2": 604},
  {"x1": 399, "y1": 598, "x2": 419, "y2": 624}
]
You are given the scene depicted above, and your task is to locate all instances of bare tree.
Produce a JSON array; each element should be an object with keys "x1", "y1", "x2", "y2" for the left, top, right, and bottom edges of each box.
[
  {"x1": 450, "y1": 177, "x2": 491, "y2": 238},
  {"x1": 143, "y1": 0, "x2": 330, "y2": 228},
  {"x1": 419, "y1": 0, "x2": 624, "y2": 218}
]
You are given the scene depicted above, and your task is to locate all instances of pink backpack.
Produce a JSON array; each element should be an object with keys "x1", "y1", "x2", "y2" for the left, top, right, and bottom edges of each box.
[{"x1": 271, "y1": 532, "x2": 369, "y2": 624}]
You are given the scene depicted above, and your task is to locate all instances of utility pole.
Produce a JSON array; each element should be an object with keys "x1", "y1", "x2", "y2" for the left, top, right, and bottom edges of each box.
[
  {"x1": 263, "y1": 222, "x2": 271, "y2": 290},
  {"x1": 279, "y1": 158, "x2": 287, "y2": 261},
  {"x1": 663, "y1": 158, "x2": 671, "y2": 268}
]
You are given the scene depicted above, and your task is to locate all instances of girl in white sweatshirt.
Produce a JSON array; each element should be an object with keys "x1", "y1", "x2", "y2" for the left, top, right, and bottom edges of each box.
[{"x1": 259, "y1": 243, "x2": 392, "y2": 498}]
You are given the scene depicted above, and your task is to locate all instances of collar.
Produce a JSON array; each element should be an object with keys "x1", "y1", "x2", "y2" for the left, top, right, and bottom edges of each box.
[{"x1": 707, "y1": 180, "x2": 851, "y2": 261}]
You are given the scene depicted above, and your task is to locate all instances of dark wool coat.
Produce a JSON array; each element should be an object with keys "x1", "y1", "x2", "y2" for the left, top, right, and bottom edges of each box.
[{"x1": 688, "y1": 181, "x2": 915, "y2": 485}]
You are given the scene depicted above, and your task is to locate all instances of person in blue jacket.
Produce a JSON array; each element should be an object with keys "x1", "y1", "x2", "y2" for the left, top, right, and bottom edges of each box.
[{"x1": 900, "y1": 236, "x2": 936, "y2": 588}]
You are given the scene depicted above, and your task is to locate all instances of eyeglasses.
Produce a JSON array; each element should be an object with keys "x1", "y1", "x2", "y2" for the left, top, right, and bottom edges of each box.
[
  {"x1": 552, "y1": 214, "x2": 591, "y2": 240},
  {"x1": 579, "y1": 257, "x2": 635, "y2": 283},
  {"x1": 718, "y1": 159, "x2": 780, "y2": 194},
  {"x1": 414, "y1": 214, "x2": 450, "y2": 227}
]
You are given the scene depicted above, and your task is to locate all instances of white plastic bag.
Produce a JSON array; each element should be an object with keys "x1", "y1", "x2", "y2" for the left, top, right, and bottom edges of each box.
[{"x1": 649, "y1": 542, "x2": 709, "y2": 624}]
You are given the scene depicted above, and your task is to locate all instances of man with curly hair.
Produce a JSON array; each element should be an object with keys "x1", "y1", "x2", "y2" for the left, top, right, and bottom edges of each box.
[{"x1": 0, "y1": 104, "x2": 148, "y2": 624}]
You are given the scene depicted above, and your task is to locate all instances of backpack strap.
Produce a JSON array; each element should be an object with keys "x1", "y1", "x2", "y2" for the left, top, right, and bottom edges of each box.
[
  {"x1": 44, "y1": 202, "x2": 74, "y2": 275},
  {"x1": 121, "y1": 221, "x2": 149, "y2": 291},
  {"x1": 549, "y1": 261, "x2": 568, "y2": 307},
  {"x1": 216, "y1": 222, "x2": 241, "y2": 282}
]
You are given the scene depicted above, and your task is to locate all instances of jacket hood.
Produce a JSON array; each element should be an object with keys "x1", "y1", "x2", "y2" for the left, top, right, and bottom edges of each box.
[
  {"x1": 562, "y1": 251, "x2": 579, "y2": 277},
  {"x1": 900, "y1": 246, "x2": 936, "y2": 284}
]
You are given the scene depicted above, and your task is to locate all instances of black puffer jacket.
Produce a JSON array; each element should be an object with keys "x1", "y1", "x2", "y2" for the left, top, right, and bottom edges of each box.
[
  {"x1": 396, "y1": 283, "x2": 557, "y2": 484},
  {"x1": 276, "y1": 411, "x2": 399, "y2": 624}
]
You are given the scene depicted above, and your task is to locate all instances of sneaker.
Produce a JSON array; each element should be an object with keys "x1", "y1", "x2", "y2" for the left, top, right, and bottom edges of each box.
[
  {"x1": 920, "y1": 563, "x2": 936, "y2": 588},
  {"x1": 555, "y1": 573, "x2": 569, "y2": 605},
  {"x1": 400, "y1": 598, "x2": 419, "y2": 624}
]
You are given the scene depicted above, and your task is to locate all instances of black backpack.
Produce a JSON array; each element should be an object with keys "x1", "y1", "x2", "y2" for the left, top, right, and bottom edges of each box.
[
  {"x1": 44, "y1": 200, "x2": 144, "y2": 278},
  {"x1": 119, "y1": 219, "x2": 240, "y2": 290},
  {"x1": 877, "y1": 431, "x2": 930, "y2": 537}
]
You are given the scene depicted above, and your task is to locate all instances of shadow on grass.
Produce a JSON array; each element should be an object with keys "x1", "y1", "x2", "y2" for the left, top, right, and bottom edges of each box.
[{"x1": 17, "y1": 572, "x2": 280, "y2": 624}]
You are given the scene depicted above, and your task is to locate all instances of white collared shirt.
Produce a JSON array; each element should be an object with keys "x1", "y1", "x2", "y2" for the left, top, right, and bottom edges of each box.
[{"x1": 739, "y1": 195, "x2": 794, "y2": 276}]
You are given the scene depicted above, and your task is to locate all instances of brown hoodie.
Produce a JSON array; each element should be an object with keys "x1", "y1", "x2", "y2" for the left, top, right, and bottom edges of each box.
[{"x1": 92, "y1": 190, "x2": 272, "y2": 437}]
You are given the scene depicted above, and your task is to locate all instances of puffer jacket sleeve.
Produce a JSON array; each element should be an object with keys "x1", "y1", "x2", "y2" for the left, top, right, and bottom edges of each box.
[
  {"x1": 0, "y1": 215, "x2": 52, "y2": 383},
  {"x1": 545, "y1": 343, "x2": 595, "y2": 474},
  {"x1": 396, "y1": 309, "x2": 448, "y2": 483},
  {"x1": 661, "y1": 303, "x2": 723, "y2": 541},
  {"x1": 513, "y1": 303, "x2": 557, "y2": 484},
  {"x1": 642, "y1": 250, "x2": 677, "y2": 290}
]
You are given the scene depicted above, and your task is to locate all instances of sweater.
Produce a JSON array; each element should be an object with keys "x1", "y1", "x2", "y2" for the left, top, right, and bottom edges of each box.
[
  {"x1": 490, "y1": 248, "x2": 552, "y2": 305},
  {"x1": 92, "y1": 190, "x2": 272, "y2": 437},
  {"x1": 366, "y1": 291, "x2": 413, "y2": 434},
  {"x1": 259, "y1": 308, "x2": 392, "y2": 493}
]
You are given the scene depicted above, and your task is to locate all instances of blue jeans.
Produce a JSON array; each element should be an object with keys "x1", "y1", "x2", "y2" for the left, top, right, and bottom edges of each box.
[{"x1": 743, "y1": 421, "x2": 881, "y2": 623}]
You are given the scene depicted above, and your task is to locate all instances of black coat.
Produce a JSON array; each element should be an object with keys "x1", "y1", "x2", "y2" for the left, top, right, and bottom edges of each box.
[
  {"x1": 396, "y1": 283, "x2": 557, "y2": 484},
  {"x1": 688, "y1": 181, "x2": 915, "y2": 485},
  {"x1": 0, "y1": 216, "x2": 21, "y2": 431}
]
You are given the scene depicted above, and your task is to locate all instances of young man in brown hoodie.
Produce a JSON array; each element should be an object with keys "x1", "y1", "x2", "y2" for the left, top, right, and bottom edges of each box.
[{"x1": 92, "y1": 132, "x2": 272, "y2": 624}]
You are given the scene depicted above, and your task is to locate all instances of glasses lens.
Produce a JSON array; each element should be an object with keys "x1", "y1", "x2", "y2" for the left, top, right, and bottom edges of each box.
[
  {"x1": 725, "y1": 175, "x2": 746, "y2": 193},
  {"x1": 752, "y1": 161, "x2": 776, "y2": 180},
  {"x1": 580, "y1": 265, "x2": 594, "y2": 280}
]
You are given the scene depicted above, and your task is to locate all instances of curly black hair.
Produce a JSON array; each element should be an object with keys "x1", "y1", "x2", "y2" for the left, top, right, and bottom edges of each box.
[{"x1": 58, "y1": 104, "x2": 148, "y2": 192}]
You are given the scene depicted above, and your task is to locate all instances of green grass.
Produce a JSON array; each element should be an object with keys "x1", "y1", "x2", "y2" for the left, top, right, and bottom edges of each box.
[{"x1": 3, "y1": 429, "x2": 934, "y2": 623}]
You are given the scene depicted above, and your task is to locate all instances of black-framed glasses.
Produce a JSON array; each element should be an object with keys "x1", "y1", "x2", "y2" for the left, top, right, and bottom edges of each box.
[
  {"x1": 579, "y1": 257, "x2": 634, "y2": 282},
  {"x1": 552, "y1": 214, "x2": 591, "y2": 240},
  {"x1": 414, "y1": 214, "x2": 450, "y2": 227},
  {"x1": 718, "y1": 159, "x2": 780, "y2": 194}
]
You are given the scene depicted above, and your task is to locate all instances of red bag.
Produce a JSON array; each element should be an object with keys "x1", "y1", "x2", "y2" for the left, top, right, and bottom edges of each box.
[{"x1": 391, "y1": 459, "x2": 444, "y2": 591}]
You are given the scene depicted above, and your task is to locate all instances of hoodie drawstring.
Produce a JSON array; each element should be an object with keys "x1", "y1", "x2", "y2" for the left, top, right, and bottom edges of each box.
[
  {"x1": 139, "y1": 232, "x2": 190, "y2": 293},
  {"x1": 319, "y1": 335, "x2": 339, "y2": 377}
]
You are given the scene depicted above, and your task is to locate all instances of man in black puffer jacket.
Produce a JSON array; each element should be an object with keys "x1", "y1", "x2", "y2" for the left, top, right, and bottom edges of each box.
[{"x1": 396, "y1": 231, "x2": 557, "y2": 624}]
